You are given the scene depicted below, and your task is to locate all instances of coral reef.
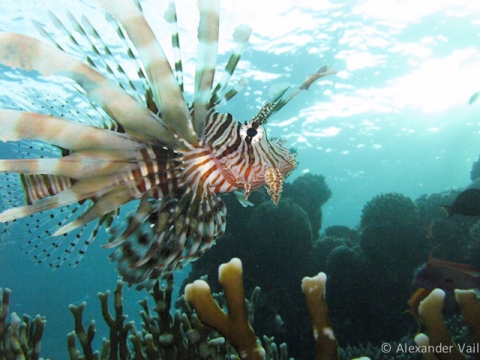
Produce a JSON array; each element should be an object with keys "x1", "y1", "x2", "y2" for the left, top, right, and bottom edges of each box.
[
  {"x1": 415, "y1": 288, "x2": 480, "y2": 360},
  {"x1": 324, "y1": 192, "x2": 428, "y2": 345},
  {"x1": 282, "y1": 173, "x2": 332, "y2": 237},
  {"x1": 185, "y1": 258, "x2": 339, "y2": 360},
  {"x1": 67, "y1": 276, "x2": 271, "y2": 359},
  {"x1": 5, "y1": 167, "x2": 480, "y2": 360},
  {"x1": 359, "y1": 193, "x2": 426, "y2": 272},
  {"x1": 0, "y1": 287, "x2": 46, "y2": 360},
  {"x1": 4, "y1": 254, "x2": 480, "y2": 360},
  {"x1": 416, "y1": 189, "x2": 479, "y2": 265},
  {"x1": 185, "y1": 258, "x2": 265, "y2": 360},
  {"x1": 65, "y1": 268, "x2": 295, "y2": 360},
  {"x1": 183, "y1": 171, "x2": 480, "y2": 355},
  {"x1": 359, "y1": 192, "x2": 420, "y2": 229},
  {"x1": 470, "y1": 155, "x2": 480, "y2": 181},
  {"x1": 184, "y1": 191, "x2": 323, "y2": 357},
  {"x1": 182, "y1": 173, "x2": 332, "y2": 360}
]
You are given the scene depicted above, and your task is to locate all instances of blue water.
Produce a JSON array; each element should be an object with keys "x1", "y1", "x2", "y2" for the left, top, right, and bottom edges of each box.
[{"x1": 0, "y1": 0, "x2": 479, "y2": 358}]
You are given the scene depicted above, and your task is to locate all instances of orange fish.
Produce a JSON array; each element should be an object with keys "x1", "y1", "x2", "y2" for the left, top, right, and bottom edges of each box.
[
  {"x1": 414, "y1": 255, "x2": 480, "y2": 291},
  {"x1": 406, "y1": 288, "x2": 432, "y2": 321}
]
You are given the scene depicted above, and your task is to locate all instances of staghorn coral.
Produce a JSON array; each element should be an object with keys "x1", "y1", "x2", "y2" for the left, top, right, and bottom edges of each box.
[
  {"x1": 66, "y1": 272, "x2": 290, "y2": 360},
  {"x1": 185, "y1": 257, "x2": 339, "y2": 360},
  {"x1": 301, "y1": 272, "x2": 338, "y2": 360},
  {"x1": 0, "y1": 287, "x2": 47, "y2": 360},
  {"x1": 185, "y1": 258, "x2": 480, "y2": 360},
  {"x1": 6, "y1": 256, "x2": 480, "y2": 360},
  {"x1": 185, "y1": 258, "x2": 265, "y2": 360}
]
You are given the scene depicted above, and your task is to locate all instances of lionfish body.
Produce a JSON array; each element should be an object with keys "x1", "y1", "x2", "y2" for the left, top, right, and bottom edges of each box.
[{"x1": 0, "y1": 0, "x2": 335, "y2": 288}]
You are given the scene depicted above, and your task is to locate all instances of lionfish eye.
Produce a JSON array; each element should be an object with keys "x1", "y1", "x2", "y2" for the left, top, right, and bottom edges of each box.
[
  {"x1": 240, "y1": 123, "x2": 264, "y2": 143},
  {"x1": 247, "y1": 128, "x2": 257, "y2": 137}
]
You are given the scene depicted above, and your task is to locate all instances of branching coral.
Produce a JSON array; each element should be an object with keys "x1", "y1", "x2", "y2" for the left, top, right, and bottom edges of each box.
[
  {"x1": 185, "y1": 258, "x2": 265, "y2": 360},
  {"x1": 8, "y1": 256, "x2": 480, "y2": 360},
  {"x1": 65, "y1": 269, "x2": 290, "y2": 359},
  {"x1": 301, "y1": 272, "x2": 338, "y2": 360},
  {"x1": 0, "y1": 287, "x2": 46, "y2": 360},
  {"x1": 185, "y1": 258, "x2": 339, "y2": 360},
  {"x1": 185, "y1": 194, "x2": 325, "y2": 359},
  {"x1": 67, "y1": 276, "x2": 247, "y2": 359},
  {"x1": 414, "y1": 288, "x2": 480, "y2": 360}
]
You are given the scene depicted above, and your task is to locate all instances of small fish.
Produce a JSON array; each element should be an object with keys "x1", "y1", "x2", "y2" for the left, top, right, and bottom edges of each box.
[
  {"x1": 269, "y1": 308, "x2": 286, "y2": 333},
  {"x1": 0, "y1": 0, "x2": 336, "y2": 289},
  {"x1": 414, "y1": 256, "x2": 480, "y2": 291},
  {"x1": 440, "y1": 188, "x2": 480, "y2": 217},
  {"x1": 406, "y1": 288, "x2": 432, "y2": 327},
  {"x1": 469, "y1": 91, "x2": 480, "y2": 105}
]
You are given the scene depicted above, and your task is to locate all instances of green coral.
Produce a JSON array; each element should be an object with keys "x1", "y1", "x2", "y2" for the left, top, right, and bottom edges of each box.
[
  {"x1": 324, "y1": 225, "x2": 358, "y2": 240},
  {"x1": 283, "y1": 173, "x2": 332, "y2": 237},
  {"x1": 66, "y1": 276, "x2": 290, "y2": 360},
  {"x1": 360, "y1": 192, "x2": 420, "y2": 230},
  {"x1": 0, "y1": 288, "x2": 47, "y2": 360},
  {"x1": 471, "y1": 155, "x2": 480, "y2": 181}
]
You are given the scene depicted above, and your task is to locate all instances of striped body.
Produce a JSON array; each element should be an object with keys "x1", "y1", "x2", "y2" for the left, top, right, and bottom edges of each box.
[{"x1": 0, "y1": 0, "x2": 334, "y2": 288}]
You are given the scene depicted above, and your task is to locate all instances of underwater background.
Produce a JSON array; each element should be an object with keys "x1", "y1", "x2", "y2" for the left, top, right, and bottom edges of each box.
[{"x1": 0, "y1": 0, "x2": 479, "y2": 358}]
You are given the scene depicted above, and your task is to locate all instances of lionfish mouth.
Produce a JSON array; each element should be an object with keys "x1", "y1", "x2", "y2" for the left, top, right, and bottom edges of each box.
[{"x1": 0, "y1": 0, "x2": 336, "y2": 289}]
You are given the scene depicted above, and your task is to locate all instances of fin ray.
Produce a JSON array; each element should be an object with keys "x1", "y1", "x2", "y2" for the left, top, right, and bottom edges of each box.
[
  {"x1": 193, "y1": 0, "x2": 220, "y2": 138},
  {"x1": 0, "y1": 110, "x2": 141, "y2": 152},
  {"x1": 210, "y1": 24, "x2": 252, "y2": 106},
  {"x1": 54, "y1": 185, "x2": 134, "y2": 235},
  {"x1": 99, "y1": 0, "x2": 198, "y2": 145},
  {"x1": 0, "y1": 32, "x2": 184, "y2": 149}
]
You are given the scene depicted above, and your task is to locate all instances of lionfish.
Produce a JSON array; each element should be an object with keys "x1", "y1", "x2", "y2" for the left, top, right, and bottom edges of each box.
[{"x1": 0, "y1": 0, "x2": 336, "y2": 289}]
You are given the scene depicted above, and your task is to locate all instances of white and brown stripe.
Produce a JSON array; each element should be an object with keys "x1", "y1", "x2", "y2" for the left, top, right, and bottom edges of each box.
[{"x1": 0, "y1": 0, "x2": 333, "y2": 289}]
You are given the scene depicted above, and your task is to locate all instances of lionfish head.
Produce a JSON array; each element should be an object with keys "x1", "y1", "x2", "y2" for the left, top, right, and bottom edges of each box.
[{"x1": 236, "y1": 103, "x2": 297, "y2": 205}]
